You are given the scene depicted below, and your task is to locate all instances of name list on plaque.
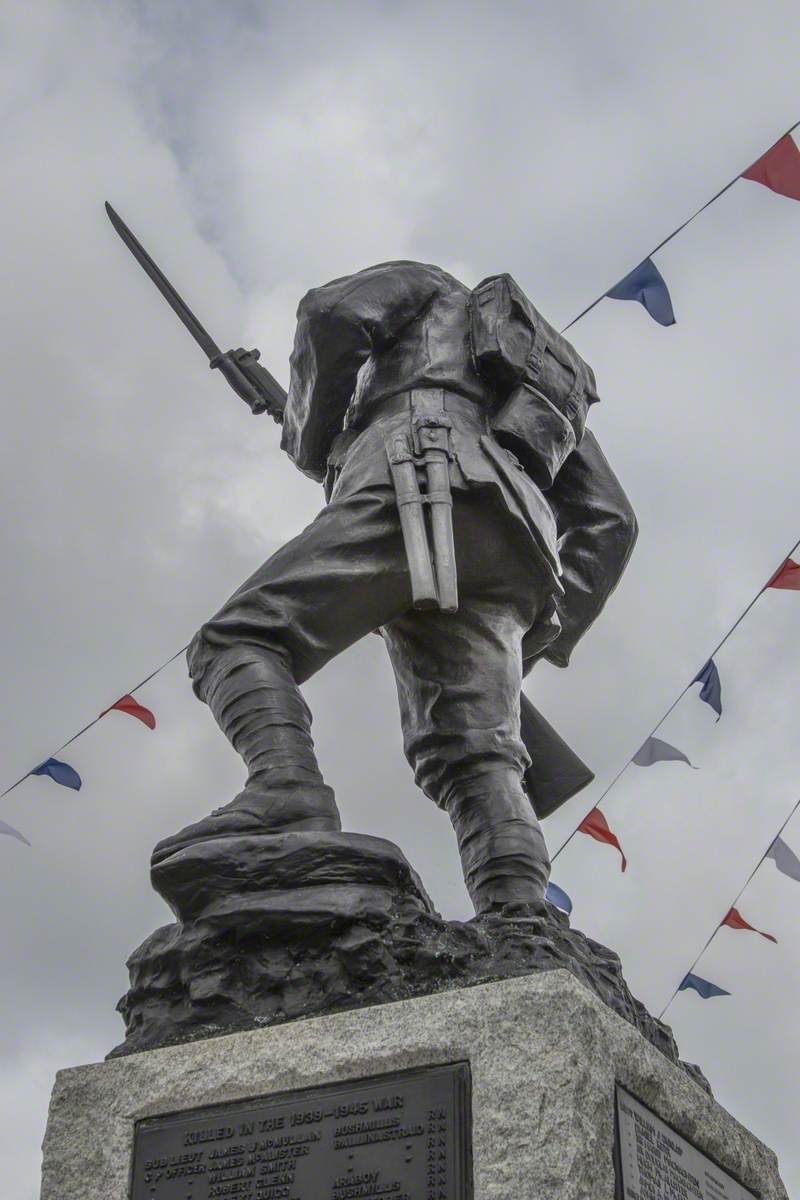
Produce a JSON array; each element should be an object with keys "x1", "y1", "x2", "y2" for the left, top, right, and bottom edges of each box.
[
  {"x1": 130, "y1": 1062, "x2": 471, "y2": 1200},
  {"x1": 616, "y1": 1085, "x2": 757, "y2": 1200}
]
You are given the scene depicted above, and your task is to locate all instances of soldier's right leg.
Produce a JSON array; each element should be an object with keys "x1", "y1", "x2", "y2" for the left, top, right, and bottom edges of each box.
[
  {"x1": 154, "y1": 483, "x2": 412, "y2": 859},
  {"x1": 382, "y1": 595, "x2": 551, "y2": 915}
]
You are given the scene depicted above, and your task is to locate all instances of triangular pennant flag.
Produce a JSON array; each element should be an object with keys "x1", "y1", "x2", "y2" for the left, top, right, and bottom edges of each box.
[
  {"x1": 0, "y1": 819, "x2": 31, "y2": 847},
  {"x1": 721, "y1": 906, "x2": 777, "y2": 943},
  {"x1": 103, "y1": 694, "x2": 156, "y2": 729},
  {"x1": 578, "y1": 808, "x2": 627, "y2": 871},
  {"x1": 606, "y1": 257, "x2": 676, "y2": 326},
  {"x1": 692, "y1": 659, "x2": 722, "y2": 720},
  {"x1": 767, "y1": 558, "x2": 800, "y2": 590},
  {"x1": 766, "y1": 835, "x2": 800, "y2": 883},
  {"x1": 545, "y1": 881, "x2": 573, "y2": 914},
  {"x1": 678, "y1": 972, "x2": 730, "y2": 1000},
  {"x1": 742, "y1": 134, "x2": 800, "y2": 202},
  {"x1": 632, "y1": 736, "x2": 696, "y2": 769},
  {"x1": 30, "y1": 757, "x2": 82, "y2": 791}
]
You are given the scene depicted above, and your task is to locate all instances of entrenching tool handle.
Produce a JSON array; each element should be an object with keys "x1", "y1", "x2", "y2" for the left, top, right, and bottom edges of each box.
[
  {"x1": 414, "y1": 421, "x2": 458, "y2": 614},
  {"x1": 386, "y1": 436, "x2": 438, "y2": 610},
  {"x1": 424, "y1": 451, "x2": 458, "y2": 613}
]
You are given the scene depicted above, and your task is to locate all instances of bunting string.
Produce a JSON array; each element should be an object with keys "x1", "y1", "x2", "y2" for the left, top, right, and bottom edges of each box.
[
  {"x1": 550, "y1": 533, "x2": 800, "y2": 868},
  {"x1": 0, "y1": 644, "x2": 188, "y2": 804},
  {"x1": 560, "y1": 117, "x2": 800, "y2": 333},
  {"x1": 658, "y1": 794, "x2": 800, "y2": 1019}
]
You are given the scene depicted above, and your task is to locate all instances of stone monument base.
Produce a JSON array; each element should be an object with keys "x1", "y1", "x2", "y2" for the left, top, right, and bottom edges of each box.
[{"x1": 41, "y1": 970, "x2": 786, "y2": 1199}]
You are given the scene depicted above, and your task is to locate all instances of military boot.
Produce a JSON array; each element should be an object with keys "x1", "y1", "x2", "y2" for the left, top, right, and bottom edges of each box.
[
  {"x1": 153, "y1": 646, "x2": 340, "y2": 862},
  {"x1": 444, "y1": 767, "x2": 550, "y2": 914}
]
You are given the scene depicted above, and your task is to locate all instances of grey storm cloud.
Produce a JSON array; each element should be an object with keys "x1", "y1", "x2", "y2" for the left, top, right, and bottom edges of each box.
[{"x1": 1, "y1": 1, "x2": 800, "y2": 1195}]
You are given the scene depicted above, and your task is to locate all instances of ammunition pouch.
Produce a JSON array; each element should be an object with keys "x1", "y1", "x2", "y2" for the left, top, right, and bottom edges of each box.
[
  {"x1": 469, "y1": 273, "x2": 598, "y2": 488},
  {"x1": 492, "y1": 383, "x2": 577, "y2": 490}
]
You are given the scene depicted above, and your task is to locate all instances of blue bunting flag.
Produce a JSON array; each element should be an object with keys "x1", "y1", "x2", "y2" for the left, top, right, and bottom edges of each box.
[
  {"x1": 693, "y1": 659, "x2": 722, "y2": 720},
  {"x1": 678, "y1": 972, "x2": 730, "y2": 1000},
  {"x1": 30, "y1": 757, "x2": 82, "y2": 791},
  {"x1": 546, "y1": 882, "x2": 573, "y2": 914},
  {"x1": 606, "y1": 257, "x2": 676, "y2": 326}
]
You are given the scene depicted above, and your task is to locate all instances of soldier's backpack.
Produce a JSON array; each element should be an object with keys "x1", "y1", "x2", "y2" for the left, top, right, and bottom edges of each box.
[{"x1": 469, "y1": 273, "x2": 599, "y2": 489}]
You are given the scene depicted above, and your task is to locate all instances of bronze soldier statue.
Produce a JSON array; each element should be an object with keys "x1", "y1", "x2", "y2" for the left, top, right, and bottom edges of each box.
[{"x1": 146, "y1": 260, "x2": 637, "y2": 915}]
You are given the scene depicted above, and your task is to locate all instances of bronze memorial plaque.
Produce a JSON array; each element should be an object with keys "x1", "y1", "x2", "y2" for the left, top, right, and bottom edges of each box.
[
  {"x1": 130, "y1": 1062, "x2": 471, "y2": 1200},
  {"x1": 615, "y1": 1085, "x2": 758, "y2": 1200}
]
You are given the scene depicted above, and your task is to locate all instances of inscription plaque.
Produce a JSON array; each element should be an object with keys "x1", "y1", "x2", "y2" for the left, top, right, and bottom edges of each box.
[
  {"x1": 616, "y1": 1085, "x2": 758, "y2": 1200},
  {"x1": 130, "y1": 1062, "x2": 471, "y2": 1200}
]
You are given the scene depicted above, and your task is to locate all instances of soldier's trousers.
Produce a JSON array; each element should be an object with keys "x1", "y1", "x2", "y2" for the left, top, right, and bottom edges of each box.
[{"x1": 187, "y1": 457, "x2": 555, "y2": 907}]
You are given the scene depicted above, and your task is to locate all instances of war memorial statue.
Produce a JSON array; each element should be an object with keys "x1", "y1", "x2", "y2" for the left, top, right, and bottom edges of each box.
[
  {"x1": 38, "y1": 212, "x2": 788, "y2": 1200},
  {"x1": 153, "y1": 258, "x2": 637, "y2": 915},
  {"x1": 94, "y1": 211, "x2": 680, "y2": 1050}
]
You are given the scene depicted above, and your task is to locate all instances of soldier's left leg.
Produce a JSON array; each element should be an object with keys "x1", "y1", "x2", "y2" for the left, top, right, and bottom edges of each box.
[
  {"x1": 382, "y1": 595, "x2": 551, "y2": 914},
  {"x1": 154, "y1": 481, "x2": 413, "y2": 859}
]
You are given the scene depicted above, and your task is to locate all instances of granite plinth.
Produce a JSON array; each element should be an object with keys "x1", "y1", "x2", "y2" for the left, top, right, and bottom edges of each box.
[{"x1": 41, "y1": 971, "x2": 787, "y2": 1200}]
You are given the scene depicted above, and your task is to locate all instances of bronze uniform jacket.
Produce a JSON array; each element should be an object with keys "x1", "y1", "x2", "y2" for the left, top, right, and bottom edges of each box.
[{"x1": 281, "y1": 260, "x2": 637, "y2": 670}]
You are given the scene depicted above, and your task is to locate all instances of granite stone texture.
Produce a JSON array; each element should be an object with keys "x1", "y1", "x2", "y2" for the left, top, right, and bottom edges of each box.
[{"x1": 41, "y1": 970, "x2": 786, "y2": 1199}]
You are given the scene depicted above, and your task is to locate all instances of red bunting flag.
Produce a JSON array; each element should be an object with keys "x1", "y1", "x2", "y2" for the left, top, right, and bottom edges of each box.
[
  {"x1": 742, "y1": 134, "x2": 800, "y2": 202},
  {"x1": 103, "y1": 694, "x2": 156, "y2": 729},
  {"x1": 721, "y1": 906, "x2": 777, "y2": 943},
  {"x1": 767, "y1": 558, "x2": 800, "y2": 591},
  {"x1": 578, "y1": 808, "x2": 627, "y2": 872}
]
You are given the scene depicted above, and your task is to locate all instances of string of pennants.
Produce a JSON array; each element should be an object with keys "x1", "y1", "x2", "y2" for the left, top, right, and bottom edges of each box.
[
  {"x1": 549, "y1": 823, "x2": 800, "y2": 1009},
  {"x1": 2, "y1": 117, "x2": 800, "y2": 1017},
  {"x1": 549, "y1": 822, "x2": 800, "y2": 1013},
  {"x1": 660, "y1": 817, "x2": 800, "y2": 1017},
  {"x1": 560, "y1": 119, "x2": 800, "y2": 333},
  {"x1": 546, "y1": 540, "x2": 800, "y2": 1016},
  {"x1": 548, "y1": 121, "x2": 800, "y2": 995},
  {"x1": 0, "y1": 693, "x2": 157, "y2": 841},
  {"x1": 0, "y1": 646, "x2": 188, "y2": 842}
]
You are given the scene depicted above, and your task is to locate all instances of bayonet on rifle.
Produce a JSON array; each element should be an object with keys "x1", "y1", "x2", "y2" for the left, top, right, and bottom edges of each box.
[{"x1": 105, "y1": 202, "x2": 286, "y2": 421}]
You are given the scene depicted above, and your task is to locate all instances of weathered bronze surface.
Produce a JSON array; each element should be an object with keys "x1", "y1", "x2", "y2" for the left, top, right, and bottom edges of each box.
[
  {"x1": 130, "y1": 1063, "x2": 471, "y2": 1200},
  {"x1": 156, "y1": 260, "x2": 638, "y2": 915},
  {"x1": 105, "y1": 223, "x2": 638, "y2": 909}
]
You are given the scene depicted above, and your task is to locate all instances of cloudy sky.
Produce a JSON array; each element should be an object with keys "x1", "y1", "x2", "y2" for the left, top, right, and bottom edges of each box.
[{"x1": 2, "y1": 1, "x2": 800, "y2": 1194}]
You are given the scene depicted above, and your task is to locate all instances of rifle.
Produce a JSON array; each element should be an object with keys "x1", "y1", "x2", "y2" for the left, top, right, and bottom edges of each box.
[{"x1": 105, "y1": 203, "x2": 287, "y2": 421}]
